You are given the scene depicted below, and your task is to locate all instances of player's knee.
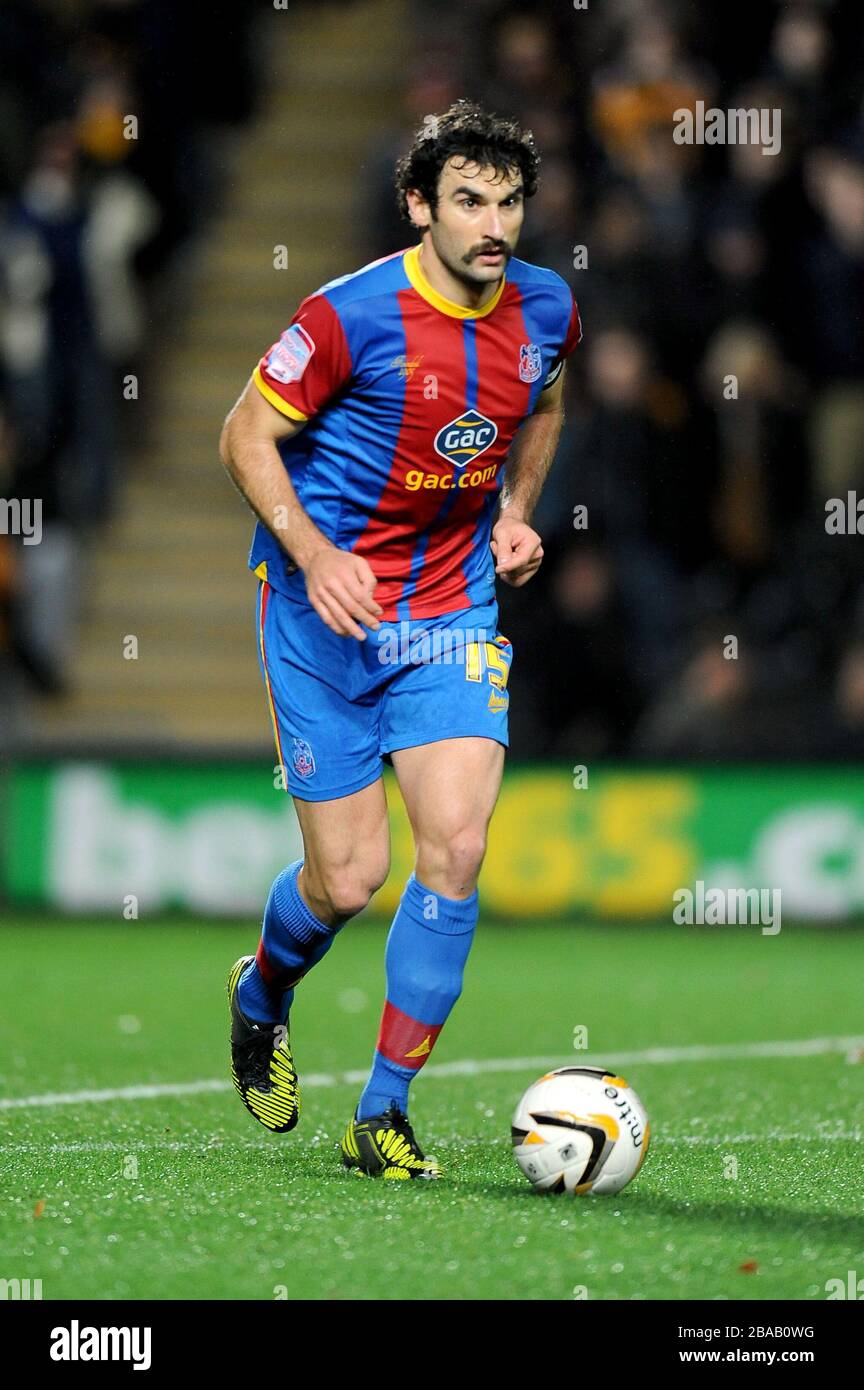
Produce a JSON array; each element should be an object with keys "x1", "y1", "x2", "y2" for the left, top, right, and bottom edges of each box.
[
  {"x1": 324, "y1": 879, "x2": 375, "y2": 921},
  {"x1": 320, "y1": 856, "x2": 389, "y2": 921},
  {"x1": 421, "y1": 826, "x2": 488, "y2": 895}
]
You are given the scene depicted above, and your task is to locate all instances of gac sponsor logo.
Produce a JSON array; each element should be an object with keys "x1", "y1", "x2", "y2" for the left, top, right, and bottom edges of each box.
[
  {"x1": 406, "y1": 463, "x2": 497, "y2": 492},
  {"x1": 433, "y1": 409, "x2": 498, "y2": 466}
]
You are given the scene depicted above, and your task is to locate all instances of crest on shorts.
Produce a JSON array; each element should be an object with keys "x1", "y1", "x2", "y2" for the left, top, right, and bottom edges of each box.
[
  {"x1": 291, "y1": 736, "x2": 316, "y2": 778},
  {"x1": 266, "y1": 324, "x2": 315, "y2": 384},
  {"x1": 519, "y1": 343, "x2": 542, "y2": 383}
]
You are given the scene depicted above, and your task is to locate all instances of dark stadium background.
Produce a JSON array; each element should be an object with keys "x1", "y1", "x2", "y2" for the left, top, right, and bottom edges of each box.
[{"x1": 1, "y1": 0, "x2": 863, "y2": 743}]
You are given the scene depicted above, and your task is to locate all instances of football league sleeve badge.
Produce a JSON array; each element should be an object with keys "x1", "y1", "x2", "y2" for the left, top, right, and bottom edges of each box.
[{"x1": 266, "y1": 324, "x2": 316, "y2": 384}]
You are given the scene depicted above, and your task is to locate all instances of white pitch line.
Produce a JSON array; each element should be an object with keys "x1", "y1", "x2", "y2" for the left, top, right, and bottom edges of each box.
[
  {"x1": 1, "y1": 1131, "x2": 861, "y2": 1154},
  {"x1": 1, "y1": 1035, "x2": 862, "y2": 1113}
]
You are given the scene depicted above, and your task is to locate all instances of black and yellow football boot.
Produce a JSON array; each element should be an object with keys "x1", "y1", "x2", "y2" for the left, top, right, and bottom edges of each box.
[
  {"x1": 227, "y1": 955, "x2": 300, "y2": 1133},
  {"x1": 340, "y1": 1106, "x2": 442, "y2": 1180}
]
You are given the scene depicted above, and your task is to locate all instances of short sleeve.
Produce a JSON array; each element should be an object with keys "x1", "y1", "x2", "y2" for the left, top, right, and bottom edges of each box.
[
  {"x1": 252, "y1": 293, "x2": 352, "y2": 421},
  {"x1": 542, "y1": 291, "x2": 582, "y2": 389},
  {"x1": 560, "y1": 292, "x2": 583, "y2": 358}
]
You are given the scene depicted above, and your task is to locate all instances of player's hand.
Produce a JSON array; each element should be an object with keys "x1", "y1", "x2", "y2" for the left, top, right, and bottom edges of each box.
[
  {"x1": 491, "y1": 515, "x2": 544, "y2": 587},
  {"x1": 303, "y1": 547, "x2": 383, "y2": 639}
]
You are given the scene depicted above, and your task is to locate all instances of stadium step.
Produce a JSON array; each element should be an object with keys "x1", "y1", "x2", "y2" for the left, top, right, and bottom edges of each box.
[{"x1": 26, "y1": 0, "x2": 407, "y2": 750}]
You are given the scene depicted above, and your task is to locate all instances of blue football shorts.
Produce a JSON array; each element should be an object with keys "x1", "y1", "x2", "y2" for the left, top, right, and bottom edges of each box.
[{"x1": 256, "y1": 579, "x2": 513, "y2": 801}]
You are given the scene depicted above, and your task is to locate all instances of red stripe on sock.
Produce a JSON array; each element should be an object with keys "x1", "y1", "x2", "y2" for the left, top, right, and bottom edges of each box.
[
  {"x1": 376, "y1": 1000, "x2": 443, "y2": 1070},
  {"x1": 256, "y1": 939, "x2": 304, "y2": 990}
]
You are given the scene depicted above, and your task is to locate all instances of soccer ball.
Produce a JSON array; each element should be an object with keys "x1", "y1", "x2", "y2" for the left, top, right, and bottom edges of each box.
[{"x1": 511, "y1": 1065, "x2": 651, "y2": 1195}]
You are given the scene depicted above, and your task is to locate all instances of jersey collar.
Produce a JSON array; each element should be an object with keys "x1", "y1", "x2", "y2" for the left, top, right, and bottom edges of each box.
[{"x1": 403, "y1": 243, "x2": 506, "y2": 319}]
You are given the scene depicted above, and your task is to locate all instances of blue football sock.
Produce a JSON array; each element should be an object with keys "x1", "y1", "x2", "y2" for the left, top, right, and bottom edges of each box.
[
  {"x1": 356, "y1": 873, "x2": 478, "y2": 1120},
  {"x1": 238, "y1": 860, "x2": 338, "y2": 1023}
]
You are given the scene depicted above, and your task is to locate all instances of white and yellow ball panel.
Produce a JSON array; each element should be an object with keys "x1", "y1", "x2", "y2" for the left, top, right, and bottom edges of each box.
[{"x1": 511, "y1": 1066, "x2": 650, "y2": 1196}]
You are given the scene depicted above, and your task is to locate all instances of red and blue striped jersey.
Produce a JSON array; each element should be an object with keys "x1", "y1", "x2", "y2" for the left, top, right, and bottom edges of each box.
[{"x1": 249, "y1": 243, "x2": 582, "y2": 620}]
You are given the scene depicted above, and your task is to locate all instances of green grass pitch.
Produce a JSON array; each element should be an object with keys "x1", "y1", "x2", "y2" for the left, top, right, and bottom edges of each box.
[{"x1": 1, "y1": 918, "x2": 863, "y2": 1300}]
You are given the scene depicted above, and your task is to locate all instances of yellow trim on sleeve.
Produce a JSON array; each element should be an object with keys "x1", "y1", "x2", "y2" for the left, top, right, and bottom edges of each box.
[
  {"x1": 252, "y1": 365, "x2": 309, "y2": 421},
  {"x1": 403, "y1": 244, "x2": 505, "y2": 319}
]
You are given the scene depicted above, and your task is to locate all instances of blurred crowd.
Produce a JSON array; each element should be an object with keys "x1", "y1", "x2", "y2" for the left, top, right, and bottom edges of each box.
[
  {"x1": 365, "y1": 0, "x2": 864, "y2": 760},
  {"x1": 0, "y1": 0, "x2": 259, "y2": 703},
  {"x1": 3, "y1": 0, "x2": 863, "y2": 764}
]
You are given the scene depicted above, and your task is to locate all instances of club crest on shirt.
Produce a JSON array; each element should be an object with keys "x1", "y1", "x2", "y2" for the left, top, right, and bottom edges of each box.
[
  {"x1": 291, "y1": 736, "x2": 316, "y2": 778},
  {"x1": 519, "y1": 343, "x2": 543, "y2": 383},
  {"x1": 266, "y1": 324, "x2": 315, "y2": 384},
  {"x1": 433, "y1": 409, "x2": 498, "y2": 467}
]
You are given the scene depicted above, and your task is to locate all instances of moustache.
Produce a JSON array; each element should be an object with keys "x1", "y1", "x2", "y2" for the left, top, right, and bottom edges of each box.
[{"x1": 467, "y1": 243, "x2": 510, "y2": 260}]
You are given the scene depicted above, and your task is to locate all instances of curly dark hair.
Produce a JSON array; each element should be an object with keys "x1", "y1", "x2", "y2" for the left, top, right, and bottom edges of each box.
[{"x1": 394, "y1": 100, "x2": 540, "y2": 226}]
